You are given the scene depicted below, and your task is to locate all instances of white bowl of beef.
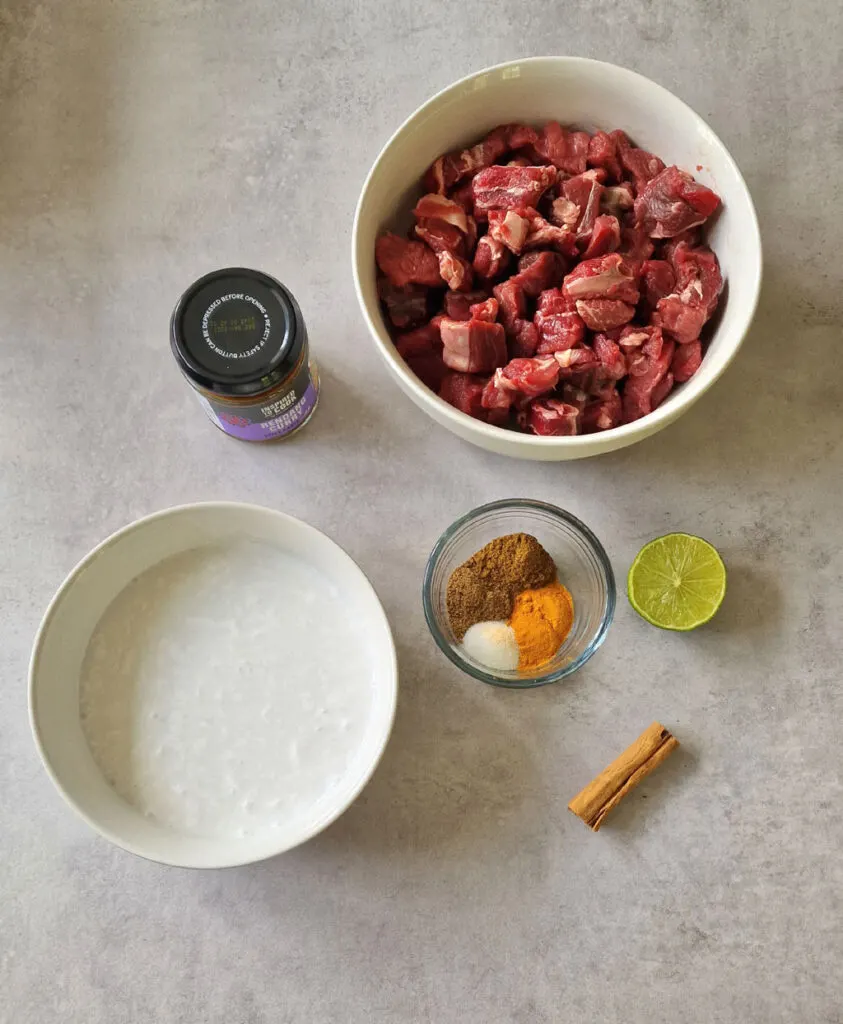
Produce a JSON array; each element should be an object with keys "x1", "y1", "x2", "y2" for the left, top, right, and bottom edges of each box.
[{"x1": 352, "y1": 57, "x2": 762, "y2": 461}]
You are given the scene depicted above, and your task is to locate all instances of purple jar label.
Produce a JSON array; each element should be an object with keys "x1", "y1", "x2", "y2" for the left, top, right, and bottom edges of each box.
[{"x1": 196, "y1": 361, "x2": 318, "y2": 441}]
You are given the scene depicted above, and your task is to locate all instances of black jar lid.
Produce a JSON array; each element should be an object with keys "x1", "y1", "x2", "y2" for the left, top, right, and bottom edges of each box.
[{"x1": 170, "y1": 268, "x2": 304, "y2": 397}]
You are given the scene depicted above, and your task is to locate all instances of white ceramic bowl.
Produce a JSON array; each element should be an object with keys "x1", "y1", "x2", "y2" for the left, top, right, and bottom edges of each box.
[
  {"x1": 352, "y1": 57, "x2": 762, "y2": 461},
  {"x1": 29, "y1": 503, "x2": 397, "y2": 868}
]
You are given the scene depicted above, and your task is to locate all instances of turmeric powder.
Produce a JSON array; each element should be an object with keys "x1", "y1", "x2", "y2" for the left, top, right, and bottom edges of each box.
[{"x1": 508, "y1": 581, "x2": 574, "y2": 671}]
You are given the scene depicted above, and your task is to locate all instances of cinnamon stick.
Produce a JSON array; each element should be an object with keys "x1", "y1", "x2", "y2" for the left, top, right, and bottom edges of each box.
[{"x1": 568, "y1": 722, "x2": 679, "y2": 831}]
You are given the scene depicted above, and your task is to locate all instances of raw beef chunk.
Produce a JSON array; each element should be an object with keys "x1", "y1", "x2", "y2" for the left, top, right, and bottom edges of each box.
[
  {"x1": 580, "y1": 215, "x2": 621, "y2": 259},
  {"x1": 581, "y1": 389, "x2": 623, "y2": 432},
  {"x1": 473, "y1": 235, "x2": 510, "y2": 279},
  {"x1": 487, "y1": 208, "x2": 533, "y2": 253},
  {"x1": 635, "y1": 166, "x2": 720, "y2": 238},
  {"x1": 507, "y1": 319, "x2": 540, "y2": 358},
  {"x1": 412, "y1": 194, "x2": 469, "y2": 232},
  {"x1": 576, "y1": 299, "x2": 636, "y2": 331},
  {"x1": 671, "y1": 340, "x2": 703, "y2": 382},
  {"x1": 439, "y1": 372, "x2": 486, "y2": 418},
  {"x1": 587, "y1": 130, "x2": 623, "y2": 182},
  {"x1": 529, "y1": 399, "x2": 580, "y2": 436},
  {"x1": 536, "y1": 122, "x2": 590, "y2": 175},
  {"x1": 444, "y1": 289, "x2": 490, "y2": 320},
  {"x1": 563, "y1": 254, "x2": 640, "y2": 304},
  {"x1": 622, "y1": 340, "x2": 676, "y2": 422},
  {"x1": 472, "y1": 165, "x2": 556, "y2": 214},
  {"x1": 440, "y1": 317, "x2": 507, "y2": 374},
  {"x1": 378, "y1": 278, "x2": 428, "y2": 329},
  {"x1": 437, "y1": 251, "x2": 473, "y2": 292},
  {"x1": 415, "y1": 218, "x2": 466, "y2": 255},
  {"x1": 512, "y1": 251, "x2": 566, "y2": 296},
  {"x1": 376, "y1": 233, "x2": 441, "y2": 288}
]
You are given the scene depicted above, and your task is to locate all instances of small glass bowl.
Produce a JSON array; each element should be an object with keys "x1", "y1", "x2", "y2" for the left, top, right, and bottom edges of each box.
[{"x1": 423, "y1": 499, "x2": 616, "y2": 688}]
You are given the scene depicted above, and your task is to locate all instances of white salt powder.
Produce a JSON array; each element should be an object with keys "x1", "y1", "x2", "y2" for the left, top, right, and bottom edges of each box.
[{"x1": 461, "y1": 620, "x2": 520, "y2": 672}]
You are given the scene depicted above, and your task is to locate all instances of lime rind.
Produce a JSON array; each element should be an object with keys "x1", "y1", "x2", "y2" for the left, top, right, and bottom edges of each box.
[{"x1": 627, "y1": 533, "x2": 726, "y2": 631}]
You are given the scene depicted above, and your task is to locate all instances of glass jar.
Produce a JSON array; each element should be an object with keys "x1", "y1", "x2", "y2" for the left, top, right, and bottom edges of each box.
[{"x1": 170, "y1": 268, "x2": 319, "y2": 442}]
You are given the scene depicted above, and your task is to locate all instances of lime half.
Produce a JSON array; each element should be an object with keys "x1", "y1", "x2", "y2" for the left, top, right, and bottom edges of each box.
[{"x1": 627, "y1": 533, "x2": 726, "y2": 631}]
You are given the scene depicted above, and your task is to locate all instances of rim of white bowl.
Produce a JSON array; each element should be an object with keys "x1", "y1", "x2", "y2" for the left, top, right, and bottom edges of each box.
[
  {"x1": 28, "y1": 501, "x2": 399, "y2": 868},
  {"x1": 352, "y1": 55, "x2": 763, "y2": 449}
]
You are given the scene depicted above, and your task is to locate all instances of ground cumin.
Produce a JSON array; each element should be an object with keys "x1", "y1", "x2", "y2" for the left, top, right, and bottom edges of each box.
[{"x1": 446, "y1": 533, "x2": 556, "y2": 640}]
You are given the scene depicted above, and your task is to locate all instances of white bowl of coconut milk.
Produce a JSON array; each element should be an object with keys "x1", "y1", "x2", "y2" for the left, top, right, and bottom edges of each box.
[{"x1": 29, "y1": 502, "x2": 397, "y2": 868}]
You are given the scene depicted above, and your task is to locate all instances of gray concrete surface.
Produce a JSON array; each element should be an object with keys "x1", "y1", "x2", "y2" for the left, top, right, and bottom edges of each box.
[{"x1": 2, "y1": 2, "x2": 841, "y2": 1021}]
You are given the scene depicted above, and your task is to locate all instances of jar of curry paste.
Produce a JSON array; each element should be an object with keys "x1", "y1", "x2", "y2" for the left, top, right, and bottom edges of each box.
[{"x1": 170, "y1": 268, "x2": 319, "y2": 442}]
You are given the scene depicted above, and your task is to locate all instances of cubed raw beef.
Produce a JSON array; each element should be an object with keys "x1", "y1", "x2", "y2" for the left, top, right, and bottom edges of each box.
[
  {"x1": 443, "y1": 289, "x2": 490, "y2": 320},
  {"x1": 437, "y1": 251, "x2": 473, "y2": 292},
  {"x1": 652, "y1": 298, "x2": 706, "y2": 344},
  {"x1": 581, "y1": 389, "x2": 623, "y2": 432},
  {"x1": 562, "y1": 254, "x2": 640, "y2": 304},
  {"x1": 487, "y1": 207, "x2": 533, "y2": 253},
  {"x1": 550, "y1": 196, "x2": 581, "y2": 231},
  {"x1": 580, "y1": 215, "x2": 621, "y2": 259},
  {"x1": 660, "y1": 228, "x2": 703, "y2": 261},
  {"x1": 640, "y1": 260, "x2": 677, "y2": 311},
  {"x1": 592, "y1": 332, "x2": 628, "y2": 380},
  {"x1": 670, "y1": 242, "x2": 723, "y2": 316},
  {"x1": 378, "y1": 278, "x2": 428, "y2": 329},
  {"x1": 536, "y1": 288, "x2": 578, "y2": 315},
  {"x1": 535, "y1": 306, "x2": 586, "y2": 354},
  {"x1": 512, "y1": 251, "x2": 566, "y2": 296},
  {"x1": 395, "y1": 320, "x2": 447, "y2": 391},
  {"x1": 394, "y1": 319, "x2": 442, "y2": 357},
  {"x1": 652, "y1": 243, "x2": 722, "y2": 342},
  {"x1": 378, "y1": 122, "x2": 724, "y2": 434},
  {"x1": 500, "y1": 356, "x2": 561, "y2": 400},
  {"x1": 600, "y1": 183, "x2": 635, "y2": 217},
  {"x1": 617, "y1": 325, "x2": 652, "y2": 350},
  {"x1": 413, "y1": 194, "x2": 469, "y2": 233},
  {"x1": 575, "y1": 299, "x2": 636, "y2": 331},
  {"x1": 423, "y1": 124, "x2": 521, "y2": 195},
  {"x1": 376, "y1": 233, "x2": 441, "y2": 288},
  {"x1": 536, "y1": 122, "x2": 590, "y2": 175},
  {"x1": 415, "y1": 218, "x2": 465, "y2": 255},
  {"x1": 472, "y1": 165, "x2": 557, "y2": 214},
  {"x1": 440, "y1": 317, "x2": 507, "y2": 374},
  {"x1": 554, "y1": 346, "x2": 601, "y2": 378},
  {"x1": 618, "y1": 225, "x2": 655, "y2": 265},
  {"x1": 650, "y1": 372, "x2": 675, "y2": 408},
  {"x1": 493, "y1": 278, "x2": 527, "y2": 328},
  {"x1": 613, "y1": 131, "x2": 666, "y2": 191},
  {"x1": 470, "y1": 297, "x2": 499, "y2": 322},
  {"x1": 587, "y1": 130, "x2": 623, "y2": 182},
  {"x1": 501, "y1": 123, "x2": 541, "y2": 150},
  {"x1": 521, "y1": 212, "x2": 578, "y2": 256},
  {"x1": 671, "y1": 340, "x2": 703, "y2": 382},
  {"x1": 635, "y1": 166, "x2": 721, "y2": 238},
  {"x1": 562, "y1": 171, "x2": 605, "y2": 245},
  {"x1": 622, "y1": 339, "x2": 676, "y2": 422},
  {"x1": 473, "y1": 235, "x2": 510, "y2": 280},
  {"x1": 508, "y1": 318, "x2": 540, "y2": 358},
  {"x1": 481, "y1": 371, "x2": 514, "y2": 412},
  {"x1": 529, "y1": 399, "x2": 581, "y2": 436},
  {"x1": 439, "y1": 372, "x2": 487, "y2": 418},
  {"x1": 627, "y1": 326, "x2": 666, "y2": 375},
  {"x1": 398, "y1": 348, "x2": 447, "y2": 391}
]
